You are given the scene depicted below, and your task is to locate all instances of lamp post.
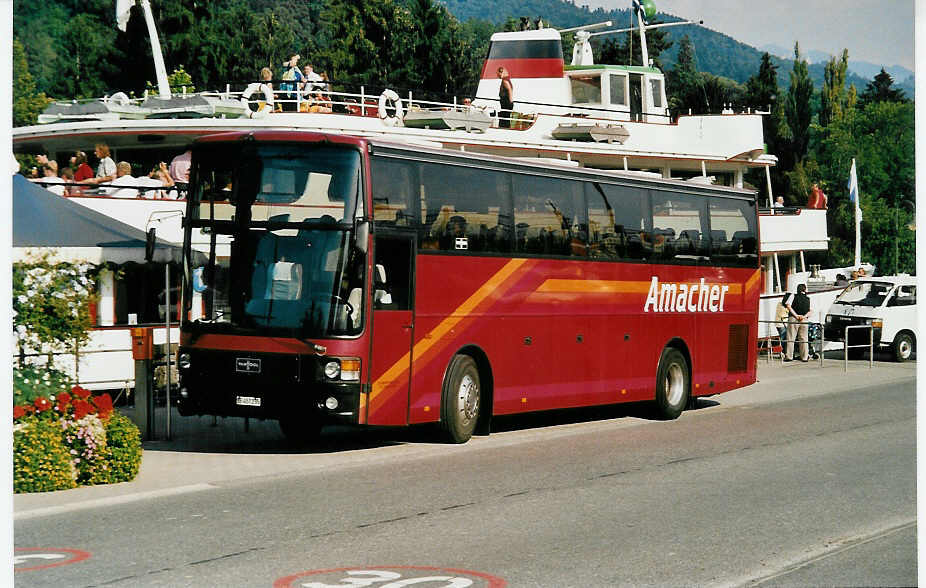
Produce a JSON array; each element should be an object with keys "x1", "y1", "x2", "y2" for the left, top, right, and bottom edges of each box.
[{"x1": 146, "y1": 210, "x2": 184, "y2": 441}]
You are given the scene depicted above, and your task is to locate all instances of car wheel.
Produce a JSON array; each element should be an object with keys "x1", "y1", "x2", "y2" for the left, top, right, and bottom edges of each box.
[{"x1": 893, "y1": 332, "x2": 914, "y2": 362}]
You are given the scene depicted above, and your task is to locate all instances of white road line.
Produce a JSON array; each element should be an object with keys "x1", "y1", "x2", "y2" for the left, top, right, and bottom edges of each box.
[{"x1": 14, "y1": 483, "x2": 217, "y2": 520}]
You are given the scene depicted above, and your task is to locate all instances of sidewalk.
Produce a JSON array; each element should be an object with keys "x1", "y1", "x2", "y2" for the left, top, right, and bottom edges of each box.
[{"x1": 14, "y1": 356, "x2": 916, "y2": 519}]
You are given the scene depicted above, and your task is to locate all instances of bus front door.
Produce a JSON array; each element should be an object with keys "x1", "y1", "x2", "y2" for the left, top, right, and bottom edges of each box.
[{"x1": 366, "y1": 234, "x2": 415, "y2": 426}]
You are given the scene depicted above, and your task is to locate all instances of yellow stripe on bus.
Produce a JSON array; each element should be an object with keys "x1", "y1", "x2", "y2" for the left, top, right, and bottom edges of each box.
[{"x1": 369, "y1": 258, "x2": 530, "y2": 407}]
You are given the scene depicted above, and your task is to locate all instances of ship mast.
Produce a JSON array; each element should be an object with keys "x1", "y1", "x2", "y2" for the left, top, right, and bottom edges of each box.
[{"x1": 117, "y1": 0, "x2": 171, "y2": 99}]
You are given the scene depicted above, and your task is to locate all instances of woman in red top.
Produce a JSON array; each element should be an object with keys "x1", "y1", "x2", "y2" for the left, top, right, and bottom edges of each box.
[{"x1": 71, "y1": 151, "x2": 94, "y2": 182}]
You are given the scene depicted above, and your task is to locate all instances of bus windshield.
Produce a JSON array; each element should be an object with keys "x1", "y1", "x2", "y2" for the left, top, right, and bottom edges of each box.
[{"x1": 185, "y1": 143, "x2": 366, "y2": 338}]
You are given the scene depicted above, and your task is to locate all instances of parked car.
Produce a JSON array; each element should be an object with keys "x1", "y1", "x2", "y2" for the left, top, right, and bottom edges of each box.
[{"x1": 823, "y1": 275, "x2": 917, "y2": 361}]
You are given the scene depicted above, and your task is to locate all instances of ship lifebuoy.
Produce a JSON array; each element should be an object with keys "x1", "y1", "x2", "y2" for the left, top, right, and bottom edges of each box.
[
  {"x1": 378, "y1": 89, "x2": 404, "y2": 126},
  {"x1": 241, "y1": 83, "x2": 274, "y2": 119}
]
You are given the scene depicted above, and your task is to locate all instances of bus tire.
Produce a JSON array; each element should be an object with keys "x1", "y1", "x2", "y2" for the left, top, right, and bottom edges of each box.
[
  {"x1": 893, "y1": 332, "x2": 914, "y2": 362},
  {"x1": 440, "y1": 354, "x2": 480, "y2": 443},
  {"x1": 279, "y1": 413, "x2": 322, "y2": 446},
  {"x1": 655, "y1": 347, "x2": 689, "y2": 420}
]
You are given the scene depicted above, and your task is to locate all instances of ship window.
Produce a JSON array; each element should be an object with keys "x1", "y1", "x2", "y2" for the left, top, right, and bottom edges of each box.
[
  {"x1": 609, "y1": 74, "x2": 627, "y2": 106},
  {"x1": 649, "y1": 78, "x2": 663, "y2": 108},
  {"x1": 571, "y1": 75, "x2": 602, "y2": 104}
]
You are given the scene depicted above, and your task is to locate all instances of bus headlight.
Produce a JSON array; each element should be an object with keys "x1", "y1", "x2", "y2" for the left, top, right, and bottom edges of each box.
[
  {"x1": 323, "y1": 358, "x2": 360, "y2": 381},
  {"x1": 870, "y1": 318, "x2": 883, "y2": 328},
  {"x1": 179, "y1": 353, "x2": 191, "y2": 369}
]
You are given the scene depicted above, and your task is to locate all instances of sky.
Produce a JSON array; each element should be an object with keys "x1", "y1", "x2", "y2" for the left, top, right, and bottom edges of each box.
[{"x1": 580, "y1": 0, "x2": 916, "y2": 70}]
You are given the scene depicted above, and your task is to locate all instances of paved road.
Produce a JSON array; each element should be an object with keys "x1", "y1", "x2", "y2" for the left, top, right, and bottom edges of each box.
[{"x1": 13, "y1": 361, "x2": 916, "y2": 587}]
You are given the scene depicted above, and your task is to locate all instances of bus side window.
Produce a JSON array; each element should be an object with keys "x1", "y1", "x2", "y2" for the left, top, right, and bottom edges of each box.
[
  {"x1": 419, "y1": 163, "x2": 511, "y2": 254},
  {"x1": 374, "y1": 235, "x2": 412, "y2": 311},
  {"x1": 708, "y1": 198, "x2": 758, "y2": 267}
]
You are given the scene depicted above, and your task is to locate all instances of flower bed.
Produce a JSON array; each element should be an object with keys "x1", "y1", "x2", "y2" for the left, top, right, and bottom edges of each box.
[{"x1": 13, "y1": 384, "x2": 142, "y2": 493}]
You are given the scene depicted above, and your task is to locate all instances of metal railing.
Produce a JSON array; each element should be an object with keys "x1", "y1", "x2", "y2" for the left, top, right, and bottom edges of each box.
[
  {"x1": 758, "y1": 320, "x2": 824, "y2": 366},
  {"x1": 842, "y1": 325, "x2": 875, "y2": 372}
]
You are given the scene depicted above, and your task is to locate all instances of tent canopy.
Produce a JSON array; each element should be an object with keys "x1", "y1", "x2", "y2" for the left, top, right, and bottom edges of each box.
[{"x1": 12, "y1": 173, "x2": 192, "y2": 264}]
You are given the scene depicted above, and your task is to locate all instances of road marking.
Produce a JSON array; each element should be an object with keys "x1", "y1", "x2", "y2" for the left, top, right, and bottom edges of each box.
[
  {"x1": 14, "y1": 483, "x2": 217, "y2": 520},
  {"x1": 274, "y1": 566, "x2": 506, "y2": 588},
  {"x1": 13, "y1": 548, "x2": 91, "y2": 572}
]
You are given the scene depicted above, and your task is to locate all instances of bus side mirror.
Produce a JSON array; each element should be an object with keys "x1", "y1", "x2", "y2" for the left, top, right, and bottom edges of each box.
[{"x1": 354, "y1": 220, "x2": 369, "y2": 254}]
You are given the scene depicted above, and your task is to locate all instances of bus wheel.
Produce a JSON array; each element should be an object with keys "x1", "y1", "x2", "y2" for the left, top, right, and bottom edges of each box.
[
  {"x1": 655, "y1": 347, "x2": 689, "y2": 420},
  {"x1": 440, "y1": 355, "x2": 480, "y2": 444},
  {"x1": 279, "y1": 413, "x2": 322, "y2": 446},
  {"x1": 893, "y1": 333, "x2": 914, "y2": 362}
]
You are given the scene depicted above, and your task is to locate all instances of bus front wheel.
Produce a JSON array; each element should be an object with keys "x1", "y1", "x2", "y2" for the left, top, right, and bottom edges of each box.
[
  {"x1": 655, "y1": 347, "x2": 689, "y2": 420},
  {"x1": 440, "y1": 354, "x2": 480, "y2": 444}
]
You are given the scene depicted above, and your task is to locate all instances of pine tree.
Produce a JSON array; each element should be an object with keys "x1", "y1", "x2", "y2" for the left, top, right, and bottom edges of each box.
[
  {"x1": 859, "y1": 68, "x2": 907, "y2": 106},
  {"x1": 784, "y1": 43, "x2": 813, "y2": 168},
  {"x1": 12, "y1": 39, "x2": 51, "y2": 127}
]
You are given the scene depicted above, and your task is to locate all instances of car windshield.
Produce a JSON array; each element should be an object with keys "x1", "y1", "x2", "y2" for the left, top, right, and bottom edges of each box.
[{"x1": 834, "y1": 281, "x2": 894, "y2": 307}]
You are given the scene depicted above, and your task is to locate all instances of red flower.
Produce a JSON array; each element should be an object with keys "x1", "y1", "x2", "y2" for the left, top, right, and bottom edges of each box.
[
  {"x1": 73, "y1": 399, "x2": 92, "y2": 420},
  {"x1": 57, "y1": 392, "x2": 71, "y2": 405},
  {"x1": 71, "y1": 386, "x2": 91, "y2": 400},
  {"x1": 92, "y1": 393, "x2": 113, "y2": 419},
  {"x1": 33, "y1": 397, "x2": 51, "y2": 413},
  {"x1": 13, "y1": 405, "x2": 25, "y2": 419}
]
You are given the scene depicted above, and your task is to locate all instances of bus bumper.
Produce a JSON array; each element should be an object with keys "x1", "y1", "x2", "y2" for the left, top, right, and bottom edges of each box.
[{"x1": 175, "y1": 347, "x2": 362, "y2": 425}]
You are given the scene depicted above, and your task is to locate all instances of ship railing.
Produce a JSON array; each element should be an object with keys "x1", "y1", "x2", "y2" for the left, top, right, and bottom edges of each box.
[{"x1": 29, "y1": 178, "x2": 187, "y2": 201}]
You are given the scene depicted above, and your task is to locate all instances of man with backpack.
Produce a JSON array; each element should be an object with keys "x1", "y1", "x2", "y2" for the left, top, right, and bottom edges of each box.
[{"x1": 784, "y1": 283, "x2": 812, "y2": 362}]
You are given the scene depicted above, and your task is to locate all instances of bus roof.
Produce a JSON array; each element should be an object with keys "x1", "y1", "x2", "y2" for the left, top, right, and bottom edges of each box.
[{"x1": 192, "y1": 130, "x2": 756, "y2": 199}]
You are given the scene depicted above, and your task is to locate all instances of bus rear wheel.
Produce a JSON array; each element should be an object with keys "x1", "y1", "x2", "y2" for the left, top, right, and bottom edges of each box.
[
  {"x1": 440, "y1": 354, "x2": 480, "y2": 444},
  {"x1": 655, "y1": 347, "x2": 689, "y2": 420},
  {"x1": 279, "y1": 412, "x2": 322, "y2": 446}
]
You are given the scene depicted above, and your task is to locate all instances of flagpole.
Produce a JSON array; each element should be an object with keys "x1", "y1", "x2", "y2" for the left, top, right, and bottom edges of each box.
[{"x1": 848, "y1": 158, "x2": 861, "y2": 267}]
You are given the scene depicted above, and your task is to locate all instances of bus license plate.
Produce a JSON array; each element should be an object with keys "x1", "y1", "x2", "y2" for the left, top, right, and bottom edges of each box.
[{"x1": 236, "y1": 396, "x2": 261, "y2": 407}]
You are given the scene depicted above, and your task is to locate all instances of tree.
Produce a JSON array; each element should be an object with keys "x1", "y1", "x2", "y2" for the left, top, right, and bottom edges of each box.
[
  {"x1": 858, "y1": 68, "x2": 907, "y2": 106},
  {"x1": 819, "y1": 49, "x2": 850, "y2": 128},
  {"x1": 12, "y1": 39, "x2": 51, "y2": 127},
  {"x1": 812, "y1": 101, "x2": 915, "y2": 273},
  {"x1": 666, "y1": 35, "x2": 704, "y2": 115},
  {"x1": 784, "y1": 43, "x2": 813, "y2": 169},
  {"x1": 744, "y1": 52, "x2": 788, "y2": 201}
]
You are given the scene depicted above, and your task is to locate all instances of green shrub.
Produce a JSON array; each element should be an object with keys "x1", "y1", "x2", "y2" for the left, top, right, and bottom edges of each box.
[
  {"x1": 13, "y1": 365, "x2": 71, "y2": 406},
  {"x1": 104, "y1": 413, "x2": 142, "y2": 483},
  {"x1": 14, "y1": 418, "x2": 77, "y2": 493}
]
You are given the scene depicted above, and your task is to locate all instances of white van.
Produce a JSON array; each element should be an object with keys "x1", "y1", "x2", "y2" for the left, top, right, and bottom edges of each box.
[{"x1": 823, "y1": 275, "x2": 917, "y2": 361}]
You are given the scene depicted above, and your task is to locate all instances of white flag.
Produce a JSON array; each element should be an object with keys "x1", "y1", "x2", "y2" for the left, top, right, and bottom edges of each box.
[
  {"x1": 847, "y1": 158, "x2": 859, "y2": 207},
  {"x1": 116, "y1": 0, "x2": 134, "y2": 32}
]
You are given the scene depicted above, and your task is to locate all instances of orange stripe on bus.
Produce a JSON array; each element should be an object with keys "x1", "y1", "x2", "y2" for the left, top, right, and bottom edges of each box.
[
  {"x1": 537, "y1": 279, "x2": 744, "y2": 295},
  {"x1": 369, "y1": 258, "x2": 529, "y2": 405}
]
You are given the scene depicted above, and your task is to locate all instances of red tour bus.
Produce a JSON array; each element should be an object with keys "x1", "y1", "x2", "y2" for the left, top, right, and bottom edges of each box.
[{"x1": 178, "y1": 130, "x2": 760, "y2": 443}]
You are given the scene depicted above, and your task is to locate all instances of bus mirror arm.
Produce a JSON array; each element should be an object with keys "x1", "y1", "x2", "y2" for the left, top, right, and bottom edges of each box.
[{"x1": 354, "y1": 219, "x2": 370, "y2": 254}]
